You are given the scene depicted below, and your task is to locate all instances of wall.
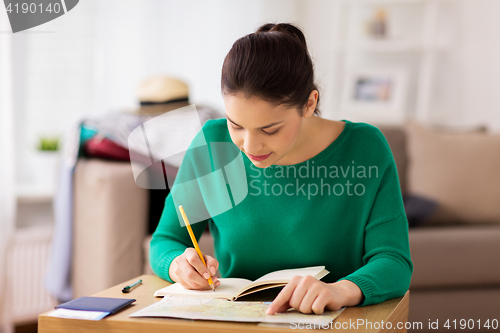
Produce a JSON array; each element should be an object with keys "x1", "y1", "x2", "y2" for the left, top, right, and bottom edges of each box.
[
  {"x1": 9, "y1": 0, "x2": 305, "y2": 185},
  {"x1": 301, "y1": 0, "x2": 500, "y2": 132},
  {"x1": 454, "y1": 0, "x2": 500, "y2": 132},
  {"x1": 0, "y1": 8, "x2": 16, "y2": 330},
  {"x1": 94, "y1": 0, "x2": 303, "y2": 113},
  {"x1": 298, "y1": 0, "x2": 338, "y2": 120},
  {"x1": 7, "y1": 0, "x2": 500, "y2": 188}
]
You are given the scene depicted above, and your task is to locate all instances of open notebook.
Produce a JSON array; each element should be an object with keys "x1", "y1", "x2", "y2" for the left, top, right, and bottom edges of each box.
[{"x1": 154, "y1": 266, "x2": 329, "y2": 301}]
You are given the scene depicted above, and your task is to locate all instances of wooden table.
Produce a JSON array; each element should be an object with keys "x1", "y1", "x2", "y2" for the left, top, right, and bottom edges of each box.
[{"x1": 39, "y1": 275, "x2": 409, "y2": 333}]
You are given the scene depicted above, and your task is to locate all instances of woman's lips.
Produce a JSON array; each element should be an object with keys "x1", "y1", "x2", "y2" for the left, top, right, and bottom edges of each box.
[{"x1": 247, "y1": 152, "x2": 272, "y2": 161}]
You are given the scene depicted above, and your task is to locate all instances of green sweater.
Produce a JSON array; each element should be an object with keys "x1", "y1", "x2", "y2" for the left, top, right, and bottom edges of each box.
[{"x1": 150, "y1": 118, "x2": 413, "y2": 306}]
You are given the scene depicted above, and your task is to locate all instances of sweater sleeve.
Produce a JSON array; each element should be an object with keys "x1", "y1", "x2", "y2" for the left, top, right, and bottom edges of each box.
[
  {"x1": 149, "y1": 194, "x2": 209, "y2": 283},
  {"x1": 338, "y1": 141, "x2": 413, "y2": 306}
]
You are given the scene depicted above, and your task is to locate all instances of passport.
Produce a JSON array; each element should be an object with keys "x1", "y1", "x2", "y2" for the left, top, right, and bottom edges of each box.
[{"x1": 56, "y1": 296, "x2": 136, "y2": 314}]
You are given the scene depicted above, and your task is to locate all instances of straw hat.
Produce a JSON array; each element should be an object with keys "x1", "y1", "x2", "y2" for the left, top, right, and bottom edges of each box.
[{"x1": 135, "y1": 76, "x2": 190, "y2": 114}]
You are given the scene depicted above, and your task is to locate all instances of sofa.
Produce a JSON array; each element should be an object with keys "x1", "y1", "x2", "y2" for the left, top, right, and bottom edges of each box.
[{"x1": 71, "y1": 120, "x2": 500, "y2": 332}]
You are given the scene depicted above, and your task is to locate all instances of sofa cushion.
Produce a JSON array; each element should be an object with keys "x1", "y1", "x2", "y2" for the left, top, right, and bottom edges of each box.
[
  {"x1": 409, "y1": 224, "x2": 500, "y2": 288},
  {"x1": 403, "y1": 194, "x2": 439, "y2": 227},
  {"x1": 377, "y1": 125, "x2": 408, "y2": 195},
  {"x1": 405, "y1": 120, "x2": 500, "y2": 224}
]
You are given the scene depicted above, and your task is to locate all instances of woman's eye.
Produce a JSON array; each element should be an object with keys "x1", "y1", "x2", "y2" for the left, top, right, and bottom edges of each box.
[
  {"x1": 229, "y1": 122, "x2": 279, "y2": 135},
  {"x1": 230, "y1": 124, "x2": 243, "y2": 131},
  {"x1": 263, "y1": 128, "x2": 280, "y2": 136}
]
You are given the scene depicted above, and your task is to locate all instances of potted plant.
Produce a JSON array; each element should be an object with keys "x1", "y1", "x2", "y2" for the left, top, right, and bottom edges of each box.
[
  {"x1": 31, "y1": 136, "x2": 61, "y2": 195},
  {"x1": 38, "y1": 137, "x2": 59, "y2": 152}
]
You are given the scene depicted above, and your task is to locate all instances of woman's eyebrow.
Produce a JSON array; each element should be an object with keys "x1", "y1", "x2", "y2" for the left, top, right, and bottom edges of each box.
[{"x1": 225, "y1": 114, "x2": 284, "y2": 129}]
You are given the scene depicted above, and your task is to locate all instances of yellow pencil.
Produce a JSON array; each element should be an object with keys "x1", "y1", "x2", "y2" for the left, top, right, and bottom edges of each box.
[{"x1": 178, "y1": 205, "x2": 216, "y2": 291}]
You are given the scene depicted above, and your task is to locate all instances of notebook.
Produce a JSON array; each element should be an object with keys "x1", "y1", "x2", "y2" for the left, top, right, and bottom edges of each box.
[{"x1": 154, "y1": 266, "x2": 329, "y2": 301}]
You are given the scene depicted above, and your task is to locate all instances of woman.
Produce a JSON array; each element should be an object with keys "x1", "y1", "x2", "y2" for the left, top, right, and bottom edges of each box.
[{"x1": 150, "y1": 23, "x2": 412, "y2": 315}]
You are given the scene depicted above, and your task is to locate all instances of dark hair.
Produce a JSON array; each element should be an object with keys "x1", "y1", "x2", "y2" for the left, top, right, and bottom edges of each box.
[{"x1": 221, "y1": 23, "x2": 320, "y2": 116}]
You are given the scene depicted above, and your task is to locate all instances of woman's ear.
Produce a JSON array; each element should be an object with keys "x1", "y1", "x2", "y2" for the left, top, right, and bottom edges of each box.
[{"x1": 302, "y1": 90, "x2": 318, "y2": 118}]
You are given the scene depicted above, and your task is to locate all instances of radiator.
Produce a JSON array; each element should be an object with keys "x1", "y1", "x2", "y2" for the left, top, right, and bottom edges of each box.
[{"x1": 6, "y1": 225, "x2": 57, "y2": 324}]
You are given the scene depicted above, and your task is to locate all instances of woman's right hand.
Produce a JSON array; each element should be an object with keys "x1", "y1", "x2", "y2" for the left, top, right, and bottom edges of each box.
[{"x1": 169, "y1": 247, "x2": 221, "y2": 290}]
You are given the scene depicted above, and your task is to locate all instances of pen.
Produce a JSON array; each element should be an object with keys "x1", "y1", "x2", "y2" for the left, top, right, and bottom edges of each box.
[
  {"x1": 122, "y1": 279, "x2": 142, "y2": 293},
  {"x1": 178, "y1": 205, "x2": 216, "y2": 291}
]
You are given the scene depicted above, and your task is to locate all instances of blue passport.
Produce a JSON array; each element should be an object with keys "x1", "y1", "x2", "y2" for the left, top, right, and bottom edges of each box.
[{"x1": 56, "y1": 296, "x2": 136, "y2": 314}]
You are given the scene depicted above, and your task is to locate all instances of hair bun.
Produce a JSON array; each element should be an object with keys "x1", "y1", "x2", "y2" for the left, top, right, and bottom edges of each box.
[{"x1": 256, "y1": 23, "x2": 308, "y2": 49}]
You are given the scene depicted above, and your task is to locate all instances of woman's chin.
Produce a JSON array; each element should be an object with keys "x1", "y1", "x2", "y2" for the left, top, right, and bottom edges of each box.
[{"x1": 250, "y1": 160, "x2": 273, "y2": 168}]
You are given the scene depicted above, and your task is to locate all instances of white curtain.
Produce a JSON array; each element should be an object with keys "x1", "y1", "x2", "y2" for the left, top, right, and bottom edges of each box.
[{"x1": 0, "y1": 12, "x2": 16, "y2": 333}]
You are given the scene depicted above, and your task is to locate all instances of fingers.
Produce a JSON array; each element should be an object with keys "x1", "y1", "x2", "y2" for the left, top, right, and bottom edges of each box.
[
  {"x1": 176, "y1": 261, "x2": 220, "y2": 290},
  {"x1": 185, "y1": 248, "x2": 212, "y2": 279},
  {"x1": 204, "y1": 254, "x2": 219, "y2": 276},
  {"x1": 267, "y1": 276, "x2": 334, "y2": 315},
  {"x1": 312, "y1": 292, "x2": 330, "y2": 315},
  {"x1": 298, "y1": 284, "x2": 322, "y2": 314},
  {"x1": 193, "y1": 278, "x2": 221, "y2": 290},
  {"x1": 174, "y1": 248, "x2": 220, "y2": 290},
  {"x1": 288, "y1": 278, "x2": 309, "y2": 311},
  {"x1": 175, "y1": 254, "x2": 208, "y2": 289},
  {"x1": 266, "y1": 276, "x2": 300, "y2": 315},
  {"x1": 273, "y1": 301, "x2": 291, "y2": 314},
  {"x1": 209, "y1": 279, "x2": 221, "y2": 289}
]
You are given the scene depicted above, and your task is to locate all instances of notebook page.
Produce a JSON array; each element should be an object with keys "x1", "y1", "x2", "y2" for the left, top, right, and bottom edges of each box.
[
  {"x1": 253, "y1": 266, "x2": 327, "y2": 284},
  {"x1": 154, "y1": 278, "x2": 252, "y2": 299}
]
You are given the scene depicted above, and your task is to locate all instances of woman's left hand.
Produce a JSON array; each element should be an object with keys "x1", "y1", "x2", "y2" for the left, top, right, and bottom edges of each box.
[{"x1": 266, "y1": 275, "x2": 364, "y2": 315}]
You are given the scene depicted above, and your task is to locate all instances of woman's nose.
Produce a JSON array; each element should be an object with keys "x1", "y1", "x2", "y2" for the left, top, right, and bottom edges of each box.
[{"x1": 243, "y1": 133, "x2": 264, "y2": 155}]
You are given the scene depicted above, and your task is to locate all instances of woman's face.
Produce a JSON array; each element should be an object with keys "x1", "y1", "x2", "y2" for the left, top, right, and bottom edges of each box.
[{"x1": 223, "y1": 93, "x2": 304, "y2": 169}]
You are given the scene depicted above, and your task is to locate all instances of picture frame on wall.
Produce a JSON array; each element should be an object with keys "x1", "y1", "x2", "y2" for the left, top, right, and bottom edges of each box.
[{"x1": 340, "y1": 67, "x2": 408, "y2": 124}]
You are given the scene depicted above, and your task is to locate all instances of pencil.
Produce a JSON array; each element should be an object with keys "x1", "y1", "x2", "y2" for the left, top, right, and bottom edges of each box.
[{"x1": 178, "y1": 205, "x2": 216, "y2": 291}]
